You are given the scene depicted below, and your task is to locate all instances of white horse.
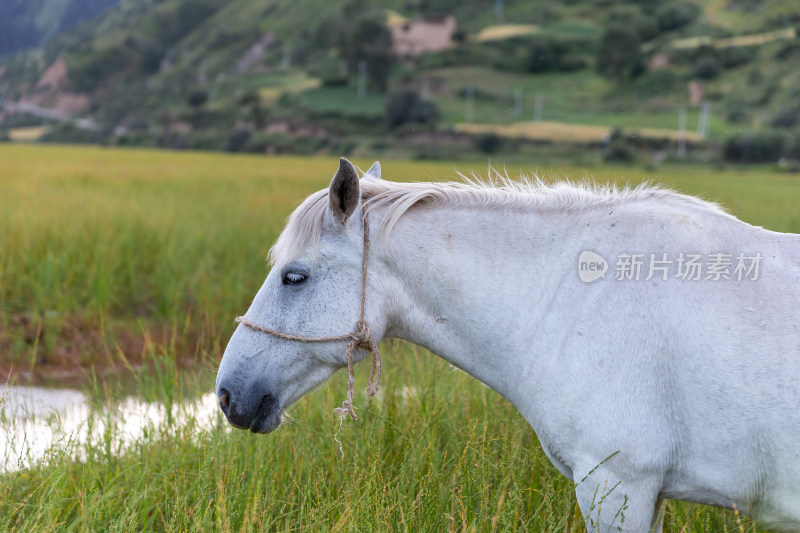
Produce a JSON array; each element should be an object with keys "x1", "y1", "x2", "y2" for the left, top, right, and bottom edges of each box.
[{"x1": 216, "y1": 158, "x2": 800, "y2": 532}]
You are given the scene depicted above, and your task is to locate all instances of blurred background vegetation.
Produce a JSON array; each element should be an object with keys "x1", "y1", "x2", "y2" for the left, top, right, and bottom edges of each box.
[{"x1": 1, "y1": 0, "x2": 800, "y2": 168}]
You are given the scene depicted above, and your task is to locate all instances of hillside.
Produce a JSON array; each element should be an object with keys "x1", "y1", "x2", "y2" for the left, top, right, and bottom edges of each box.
[
  {"x1": 1, "y1": 0, "x2": 799, "y2": 165},
  {"x1": 0, "y1": 0, "x2": 121, "y2": 57}
]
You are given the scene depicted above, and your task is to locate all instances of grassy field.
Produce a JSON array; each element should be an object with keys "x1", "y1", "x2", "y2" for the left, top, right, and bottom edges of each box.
[{"x1": 1, "y1": 144, "x2": 799, "y2": 531}]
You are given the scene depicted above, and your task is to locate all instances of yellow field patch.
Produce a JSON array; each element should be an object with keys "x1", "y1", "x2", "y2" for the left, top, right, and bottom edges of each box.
[
  {"x1": 715, "y1": 27, "x2": 796, "y2": 48},
  {"x1": 455, "y1": 121, "x2": 701, "y2": 143},
  {"x1": 386, "y1": 9, "x2": 408, "y2": 27},
  {"x1": 8, "y1": 126, "x2": 50, "y2": 142},
  {"x1": 474, "y1": 24, "x2": 539, "y2": 42},
  {"x1": 258, "y1": 77, "x2": 322, "y2": 103},
  {"x1": 669, "y1": 27, "x2": 796, "y2": 50}
]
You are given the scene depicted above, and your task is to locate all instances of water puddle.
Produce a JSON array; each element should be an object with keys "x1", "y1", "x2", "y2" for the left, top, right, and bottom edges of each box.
[{"x1": 0, "y1": 385, "x2": 222, "y2": 472}]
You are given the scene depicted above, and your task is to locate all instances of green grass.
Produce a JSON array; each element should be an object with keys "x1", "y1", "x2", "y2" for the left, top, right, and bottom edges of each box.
[
  {"x1": 295, "y1": 86, "x2": 387, "y2": 118},
  {"x1": 425, "y1": 66, "x2": 737, "y2": 138},
  {"x1": 0, "y1": 344, "x2": 764, "y2": 532},
  {"x1": 536, "y1": 20, "x2": 602, "y2": 40},
  {"x1": 426, "y1": 67, "x2": 611, "y2": 125},
  {"x1": 2, "y1": 144, "x2": 799, "y2": 531},
  {"x1": 697, "y1": 0, "x2": 800, "y2": 31}
]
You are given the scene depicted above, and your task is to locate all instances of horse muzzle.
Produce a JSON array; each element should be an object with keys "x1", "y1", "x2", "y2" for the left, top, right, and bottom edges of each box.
[{"x1": 217, "y1": 385, "x2": 282, "y2": 434}]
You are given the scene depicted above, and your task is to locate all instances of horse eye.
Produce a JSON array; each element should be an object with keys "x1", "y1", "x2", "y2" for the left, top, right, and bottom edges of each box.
[{"x1": 283, "y1": 272, "x2": 307, "y2": 286}]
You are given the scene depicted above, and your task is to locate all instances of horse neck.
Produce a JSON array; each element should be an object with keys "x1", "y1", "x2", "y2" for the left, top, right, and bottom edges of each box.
[{"x1": 376, "y1": 204, "x2": 588, "y2": 402}]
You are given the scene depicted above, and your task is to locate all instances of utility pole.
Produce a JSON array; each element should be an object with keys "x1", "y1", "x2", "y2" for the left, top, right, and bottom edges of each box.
[
  {"x1": 281, "y1": 43, "x2": 291, "y2": 70},
  {"x1": 678, "y1": 107, "x2": 687, "y2": 159},
  {"x1": 465, "y1": 85, "x2": 475, "y2": 123},
  {"x1": 696, "y1": 101, "x2": 711, "y2": 139},
  {"x1": 513, "y1": 88, "x2": 522, "y2": 118},
  {"x1": 533, "y1": 91, "x2": 544, "y2": 122},
  {"x1": 495, "y1": 0, "x2": 505, "y2": 24},
  {"x1": 357, "y1": 60, "x2": 367, "y2": 99},
  {"x1": 421, "y1": 78, "x2": 430, "y2": 100}
]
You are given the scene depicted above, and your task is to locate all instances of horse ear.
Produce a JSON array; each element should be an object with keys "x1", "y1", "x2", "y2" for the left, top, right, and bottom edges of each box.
[
  {"x1": 363, "y1": 161, "x2": 381, "y2": 179},
  {"x1": 329, "y1": 157, "x2": 360, "y2": 225}
]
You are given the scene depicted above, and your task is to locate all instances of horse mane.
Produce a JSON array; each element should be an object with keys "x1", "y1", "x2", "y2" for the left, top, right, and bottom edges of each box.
[{"x1": 268, "y1": 169, "x2": 726, "y2": 267}]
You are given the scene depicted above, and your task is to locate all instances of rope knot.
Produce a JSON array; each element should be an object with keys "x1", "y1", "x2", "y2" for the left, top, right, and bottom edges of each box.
[
  {"x1": 349, "y1": 319, "x2": 382, "y2": 398},
  {"x1": 350, "y1": 319, "x2": 372, "y2": 348}
]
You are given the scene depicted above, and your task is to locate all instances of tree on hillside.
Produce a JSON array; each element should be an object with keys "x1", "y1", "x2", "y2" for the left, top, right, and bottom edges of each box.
[
  {"x1": 418, "y1": 0, "x2": 461, "y2": 14},
  {"x1": 693, "y1": 55, "x2": 719, "y2": 79},
  {"x1": 385, "y1": 89, "x2": 438, "y2": 128},
  {"x1": 339, "y1": 14, "x2": 395, "y2": 92},
  {"x1": 655, "y1": 1, "x2": 700, "y2": 32},
  {"x1": 596, "y1": 23, "x2": 644, "y2": 86},
  {"x1": 605, "y1": 5, "x2": 659, "y2": 41},
  {"x1": 527, "y1": 38, "x2": 565, "y2": 73},
  {"x1": 187, "y1": 90, "x2": 208, "y2": 108}
]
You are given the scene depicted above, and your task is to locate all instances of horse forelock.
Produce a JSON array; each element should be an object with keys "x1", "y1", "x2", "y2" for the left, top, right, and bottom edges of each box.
[{"x1": 267, "y1": 169, "x2": 728, "y2": 267}]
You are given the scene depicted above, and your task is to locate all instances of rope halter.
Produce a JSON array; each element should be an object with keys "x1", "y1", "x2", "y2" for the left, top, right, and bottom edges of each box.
[{"x1": 235, "y1": 208, "x2": 382, "y2": 422}]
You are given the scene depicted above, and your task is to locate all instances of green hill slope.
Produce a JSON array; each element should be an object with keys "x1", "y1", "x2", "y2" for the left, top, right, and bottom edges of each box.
[
  {"x1": 1, "y1": 0, "x2": 799, "y2": 164},
  {"x1": 0, "y1": 0, "x2": 120, "y2": 57}
]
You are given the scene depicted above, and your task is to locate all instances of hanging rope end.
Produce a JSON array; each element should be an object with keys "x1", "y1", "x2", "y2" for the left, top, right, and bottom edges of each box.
[
  {"x1": 366, "y1": 347, "x2": 383, "y2": 398},
  {"x1": 334, "y1": 403, "x2": 358, "y2": 422}
]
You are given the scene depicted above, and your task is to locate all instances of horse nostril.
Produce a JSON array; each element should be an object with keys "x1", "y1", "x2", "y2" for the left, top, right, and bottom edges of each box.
[{"x1": 219, "y1": 389, "x2": 230, "y2": 411}]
